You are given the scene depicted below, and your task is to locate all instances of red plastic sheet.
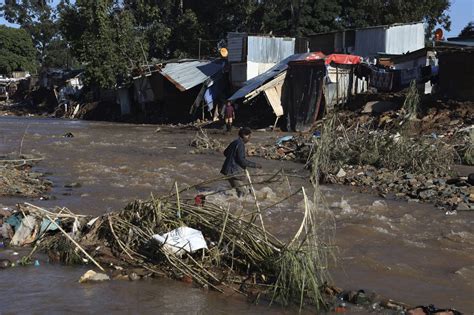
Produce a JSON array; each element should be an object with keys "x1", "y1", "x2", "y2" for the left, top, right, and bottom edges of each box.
[{"x1": 325, "y1": 54, "x2": 362, "y2": 65}]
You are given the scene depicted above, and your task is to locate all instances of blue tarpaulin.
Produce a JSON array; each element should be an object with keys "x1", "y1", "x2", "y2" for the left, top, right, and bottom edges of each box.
[{"x1": 203, "y1": 72, "x2": 225, "y2": 112}]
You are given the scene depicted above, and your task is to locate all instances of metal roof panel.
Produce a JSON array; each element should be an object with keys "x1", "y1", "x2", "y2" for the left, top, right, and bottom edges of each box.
[{"x1": 160, "y1": 60, "x2": 225, "y2": 91}]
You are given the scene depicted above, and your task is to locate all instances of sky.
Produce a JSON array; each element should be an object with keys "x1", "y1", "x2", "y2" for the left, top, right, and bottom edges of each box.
[{"x1": 0, "y1": 0, "x2": 473, "y2": 38}]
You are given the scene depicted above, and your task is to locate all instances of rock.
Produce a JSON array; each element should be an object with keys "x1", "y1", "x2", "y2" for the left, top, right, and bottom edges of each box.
[
  {"x1": 418, "y1": 189, "x2": 436, "y2": 200},
  {"x1": 469, "y1": 194, "x2": 474, "y2": 203},
  {"x1": 408, "y1": 178, "x2": 418, "y2": 187},
  {"x1": 79, "y1": 270, "x2": 110, "y2": 283},
  {"x1": 372, "y1": 200, "x2": 386, "y2": 208},
  {"x1": 113, "y1": 274, "x2": 129, "y2": 281},
  {"x1": 128, "y1": 272, "x2": 140, "y2": 281},
  {"x1": 0, "y1": 259, "x2": 12, "y2": 268},
  {"x1": 336, "y1": 168, "x2": 346, "y2": 178},
  {"x1": 455, "y1": 266, "x2": 474, "y2": 280}
]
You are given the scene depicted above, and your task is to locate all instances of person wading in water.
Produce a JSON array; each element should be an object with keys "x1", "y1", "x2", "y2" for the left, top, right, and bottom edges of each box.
[{"x1": 220, "y1": 127, "x2": 261, "y2": 197}]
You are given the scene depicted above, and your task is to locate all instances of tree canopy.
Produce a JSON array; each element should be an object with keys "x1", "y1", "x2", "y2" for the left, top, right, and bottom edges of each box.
[
  {"x1": 0, "y1": 25, "x2": 37, "y2": 75},
  {"x1": 1, "y1": 0, "x2": 453, "y2": 88},
  {"x1": 459, "y1": 21, "x2": 474, "y2": 37},
  {"x1": 0, "y1": 0, "x2": 66, "y2": 67}
]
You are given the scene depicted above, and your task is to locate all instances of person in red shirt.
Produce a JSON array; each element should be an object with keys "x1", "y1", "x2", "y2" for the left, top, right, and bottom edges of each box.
[{"x1": 224, "y1": 101, "x2": 235, "y2": 132}]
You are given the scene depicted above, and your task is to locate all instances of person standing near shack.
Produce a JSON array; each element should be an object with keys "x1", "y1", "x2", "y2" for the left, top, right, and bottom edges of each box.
[
  {"x1": 221, "y1": 127, "x2": 261, "y2": 197},
  {"x1": 224, "y1": 101, "x2": 235, "y2": 132}
]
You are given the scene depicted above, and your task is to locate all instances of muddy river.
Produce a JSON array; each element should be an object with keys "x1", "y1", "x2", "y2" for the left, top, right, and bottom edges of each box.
[{"x1": 0, "y1": 116, "x2": 473, "y2": 314}]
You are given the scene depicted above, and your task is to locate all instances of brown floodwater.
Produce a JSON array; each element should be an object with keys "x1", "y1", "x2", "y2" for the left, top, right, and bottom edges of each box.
[{"x1": 0, "y1": 116, "x2": 473, "y2": 314}]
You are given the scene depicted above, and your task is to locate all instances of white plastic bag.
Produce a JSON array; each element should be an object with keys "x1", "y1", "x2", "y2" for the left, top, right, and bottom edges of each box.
[{"x1": 152, "y1": 227, "x2": 208, "y2": 256}]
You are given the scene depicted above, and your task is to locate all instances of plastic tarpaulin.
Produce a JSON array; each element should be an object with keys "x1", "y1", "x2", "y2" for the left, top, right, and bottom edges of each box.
[
  {"x1": 203, "y1": 72, "x2": 226, "y2": 112},
  {"x1": 325, "y1": 54, "x2": 362, "y2": 65}
]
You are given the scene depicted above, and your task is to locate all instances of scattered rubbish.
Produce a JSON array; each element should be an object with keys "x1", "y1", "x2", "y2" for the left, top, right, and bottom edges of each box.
[
  {"x1": 10, "y1": 215, "x2": 37, "y2": 246},
  {"x1": 87, "y1": 217, "x2": 100, "y2": 227},
  {"x1": 152, "y1": 227, "x2": 208, "y2": 256},
  {"x1": 79, "y1": 270, "x2": 110, "y2": 283},
  {"x1": 276, "y1": 135, "x2": 294, "y2": 145},
  {"x1": 34, "y1": 259, "x2": 40, "y2": 267},
  {"x1": 194, "y1": 194, "x2": 206, "y2": 206}
]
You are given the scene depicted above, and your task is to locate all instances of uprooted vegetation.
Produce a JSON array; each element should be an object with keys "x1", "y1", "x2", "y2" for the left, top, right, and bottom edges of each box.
[
  {"x1": 313, "y1": 114, "x2": 456, "y2": 177},
  {"x1": 189, "y1": 128, "x2": 223, "y2": 153},
  {"x1": 10, "y1": 173, "x2": 338, "y2": 311}
]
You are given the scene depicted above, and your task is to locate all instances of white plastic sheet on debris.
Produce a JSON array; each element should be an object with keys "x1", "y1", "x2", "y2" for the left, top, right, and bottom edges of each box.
[
  {"x1": 152, "y1": 227, "x2": 208, "y2": 256},
  {"x1": 10, "y1": 215, "x2": 37, "y2": 246}
]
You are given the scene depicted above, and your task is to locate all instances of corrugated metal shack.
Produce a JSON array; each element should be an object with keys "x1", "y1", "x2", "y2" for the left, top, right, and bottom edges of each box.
[
  {"x1": 306, "y1": 22, "x2": 425, "y2": 58},
  {"x1": 355, "y1": 22, "x2": 425, "y2": 57},
  {"x1": 229, "y1": 53, "x2": 363, "y2": 131},
  {"x1": 377, "y1": 48, "x2": 437, "y2": 94},
  {"x1": 227, "y1": 33, "x2": 298, "y2": 87},
  {"x1": 118, "y1": 59, "x2": 227, "y2": 121}
]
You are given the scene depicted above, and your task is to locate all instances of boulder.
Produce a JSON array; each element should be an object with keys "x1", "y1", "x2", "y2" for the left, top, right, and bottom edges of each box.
[{"x1": 79, "y1": 270, "x2": 110, "y2": 283}]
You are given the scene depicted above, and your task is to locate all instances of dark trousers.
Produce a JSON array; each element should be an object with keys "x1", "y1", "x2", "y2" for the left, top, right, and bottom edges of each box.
[{"x1": 228, "y1": 176, "x2": 248, "y2": 197}]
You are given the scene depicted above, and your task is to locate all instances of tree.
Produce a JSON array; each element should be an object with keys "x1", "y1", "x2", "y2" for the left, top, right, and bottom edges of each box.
[
  {"x1": 59, "y1": 0, "x2": 146, "y2": 88},
  {"x1": 339, "y1": 0, "x2": 451, "y2": 38},
  {"x1": 459, "y1": 21, "x2": 474, "y2": 37},
  {"x1": 123, "y1": 0, "x2": 173, "y2": 59},
  {"x1": 259, "y1": 0, "x2": 342, "y2": 37},
  {"x1": 0, "y1": 25, "x2": 37, "y2": 75},
  {"x1": 0, "y1": 0, "x2": 65, "y2": 67}
]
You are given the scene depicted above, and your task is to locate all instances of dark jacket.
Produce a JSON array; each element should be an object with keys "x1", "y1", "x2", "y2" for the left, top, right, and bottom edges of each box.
[{"x1": 220, "y1": 137, "x2": 256, "y2": 175}]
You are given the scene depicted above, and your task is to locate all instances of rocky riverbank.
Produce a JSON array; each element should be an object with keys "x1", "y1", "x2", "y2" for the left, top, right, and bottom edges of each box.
[{"x1": 0, "y1": 155, "x2": 52, "y2": 198}]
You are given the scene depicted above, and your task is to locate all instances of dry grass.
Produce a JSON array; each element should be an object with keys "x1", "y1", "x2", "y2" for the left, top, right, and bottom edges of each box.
[{"x1": 310, "y1": 113, "x2": 455, "y2": 176}]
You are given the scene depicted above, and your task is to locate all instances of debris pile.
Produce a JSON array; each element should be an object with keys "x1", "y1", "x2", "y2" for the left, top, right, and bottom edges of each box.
[
  {"x1": 310, "y1": 113, "x2": 473, "y2": 210},
  {"x1": 189, "y1": 128, "x2": 223, "y2": 153},
  {"x1": 247, "y1": 135, "x2": 312, "y2": 162},
  {"x1": 0, "y1": 175, "x2": 336, "y2": 310},
  {"x1": 0, "y1": 154, "x2": 51, "y2": 198}
]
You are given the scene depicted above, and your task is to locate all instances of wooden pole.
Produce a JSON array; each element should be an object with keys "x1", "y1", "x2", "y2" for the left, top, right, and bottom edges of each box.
[
  {"x1": 43, "y1": 212, "x2": 105, "y2": 272},
  {"x1": 245, "y1": 169, "x2": 268, "y2": 241}
]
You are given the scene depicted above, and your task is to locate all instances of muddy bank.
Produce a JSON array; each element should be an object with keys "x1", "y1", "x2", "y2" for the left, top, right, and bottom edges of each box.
[
  {"x1": 0, "y1": 117, "x2": 473, "y2": 313},
  {"x1": 0, "y1": 154, "x2": 52, "y2": 198}
]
